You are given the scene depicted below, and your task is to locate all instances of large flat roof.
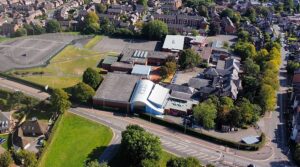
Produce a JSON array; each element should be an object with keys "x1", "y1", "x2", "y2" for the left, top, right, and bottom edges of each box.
[
  {"x1": 131, "y1": 65, "x2": 151, "y2": 75},
  {"x1": 93, "y1": 73, "x2": 140, "y2": 103},
  {"x1": 162, "y1": 35, "x2": 185, "y2": 51}
]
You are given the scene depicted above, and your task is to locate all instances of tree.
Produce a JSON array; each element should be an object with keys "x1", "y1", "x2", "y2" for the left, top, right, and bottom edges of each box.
[
  {"x1": 142, "y1": 20, "x2": 168, "y2": 40},
  {"x1": 166, "y1": 157, "x2": 201, "y2": 167},
  {"x1": 217, "y1": 97, "x2": 234, "y2": 124},
  {"x1": 165, "y1": 61, "x2": 177, "y2": 75},
  {"x1": 83, "y1": 11, "x2": 100, "y2": 34},
  {"x1": 243, "y1": 58, "x2": 260, "y2": 77},
  {"x1": 236, "y1": 98, "x2": 260, "y2": 125},
  {"x1": 14, "y1": 28, "x2": 27, "y2": 37},
  {"x1": 83, "y1": 68, "x2": 103, "y2": 90},
  {"x1": 70, "y1": 82, "x2": 95, "y2": 104},
  {"x1": 287, "y1": 61, "x2": 300, "y2": 75},
  {"x1": 220, "y1": 8, "x2": 234, "y2": 18},
  {"x1": 228, "y1": 109, "x2": 242, "y2": 127},
  {"x1": 178, "y1": 49, "x2": 201, "y2": 69},
  {"x1": 96, "y1": 3, "x2": 107, "y2": 14},
  {"x1": 244, "y1": 7, "x2": 257, "y2": 23},
  {"x1": 50, "y1": 89, "x2": 71, "y2": 114},
  {"x1": 294, "y1": 144, "x2": 300, "y2": 165},
  {"x1": 160, "y1": 66, "x2": 168, "y2": 79},
  {"x1": 234, "y1": 42, "x2": 257, "y2": 61},
  {"x1": 138, "y1": 0, "x2": 147, "y2": 7},
  {"x1": 121, "y1": 125, "x2": 162, "y2": 166},
  {"x1": 191, "y1": 29, "x2": 199, "y2": 36},
  {"x1": 259, "y1": 84, "x2": 276, "y2": 112},
  {"x1": 15, "y1": 150, "x2": 37, "y2": 167},
  {"x1": 7, "y1": 91, "x2": 26, "y2": 110},
  {"x1": 208, "y1": 22, "x2": 221, "y2": 36},
  {"x1": 0, "y1": 151, "x2": 12, "y2": 167},
  {"x1": 141, "y1": 159, "x2": 159, "y2": 167},
  {"x1": 193, "y1": 100, "x2": 217, "y2": 129},
  {"x1": 198, "y1": 5, "x2": 208, "y2": 17},
  {"x1": 46, "y1": 19, "x2": 61, "y2": 33},
  {"x1": 237, "y1": 30, "x2": 250, "y2": 42}
]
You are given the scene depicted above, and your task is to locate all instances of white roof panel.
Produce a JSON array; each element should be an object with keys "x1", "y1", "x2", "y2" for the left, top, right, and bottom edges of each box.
[
  {"x1": 148, "y1": 84, "x2": 169, "y2": 107},
  {"x1": 162, "y1": 35, "x2": 185, "y2": 51}
]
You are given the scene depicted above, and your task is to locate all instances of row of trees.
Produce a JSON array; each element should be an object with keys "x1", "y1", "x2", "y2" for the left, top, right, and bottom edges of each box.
[
  {"x1": 234, "y1": 37, "x2": 281, "y2": 115},
  {"x1": 193, "y1": 96, "x2": 261, "y2": 129},
  {"x1": 14, "y1": 19, "x2": 61, "y2": 37},
  {"x1": 0, "y1": 150, "x2": 38, "y2": 167}
]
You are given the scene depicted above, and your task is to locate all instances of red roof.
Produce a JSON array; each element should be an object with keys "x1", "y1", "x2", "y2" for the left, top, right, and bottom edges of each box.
[{"x1": 293, "y1": 73, "x2": 300, "y2": 83}]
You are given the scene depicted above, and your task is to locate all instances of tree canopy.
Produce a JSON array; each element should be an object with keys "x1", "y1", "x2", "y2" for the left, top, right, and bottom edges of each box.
[
  {"x1": 0, "y1": 151, "x2": 12, "y2": 167},
  {"x1": 83, "y1": 11, "x2": 100, "y2": 34},
  {"x1": 70, "y1": 82, "x2": 95, "y2": 104},
  {"x1": 46, "y1": 19, "x2": 61, "y2": 33},
  {"x1": 142, "y1": 20, "x2": 168, "y2": 40},
  {"x1": 178, "y1": 49, "x2": 201, "y2": 69},
  {"x1": 50, "y1": 88, "x2": 71, "y2": 114},
  {"x1": 121, "y1": 125, "x2": 162, "y2": 166},
  {"x1": 193, "y1": 99, "x2": 217, "y2": 129},
  {"x1": 166, "y1": 157, "x2": 201, "y2": 167},
  {"x1": 83, "y1": 67, "x2": 103, "y2": 90},
  {"x1": 15, "y1": 150, "x2": 37, "y2": 167}
]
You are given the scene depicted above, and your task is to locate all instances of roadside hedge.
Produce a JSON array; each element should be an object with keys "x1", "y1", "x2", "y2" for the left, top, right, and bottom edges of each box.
[{"x1": 138, "y1": 113, "x2": 266, "y2": 151}]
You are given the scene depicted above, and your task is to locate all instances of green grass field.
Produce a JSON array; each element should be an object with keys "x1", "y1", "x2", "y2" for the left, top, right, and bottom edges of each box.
[
  {"x1": 84, "y1": 36, "x2": 103, "y2": 49},
  {"x1": 39, "y1": 112, "x2": 113, "y2": 167},
  {"x1": 0, "y1": 134, "x2": 9, "y2": 150},
  {"x1": 9, "y1": 45, "x2": 105, "y2": 88}
]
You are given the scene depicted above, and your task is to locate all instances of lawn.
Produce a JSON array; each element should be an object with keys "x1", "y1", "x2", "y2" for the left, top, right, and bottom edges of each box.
[
  {"x1": 84, "y1": 36, "x2": 103, "y2": 49},
  {"x1": 9, "y1": 45, "x2": 105, "y2": 88},
  {"x1": 110, "y1": 150, "x2": 176, "y2": 167},
  {"x1": 39, "y1": 112, "x2": 113, "y2": 167},
  {"x1": 0, "y1": 134, "x2": 9, "y2": 150}
]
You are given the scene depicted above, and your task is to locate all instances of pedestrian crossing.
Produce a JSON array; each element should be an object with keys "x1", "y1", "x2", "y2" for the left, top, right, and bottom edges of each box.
[{"x1": 160, "y1": 139, "x2": 221, "y2": 163}]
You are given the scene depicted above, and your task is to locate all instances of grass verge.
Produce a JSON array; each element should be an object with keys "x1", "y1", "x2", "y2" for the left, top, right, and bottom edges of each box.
[{"x1": 38, "y1": 112, "x2": 113, "y2": 167}]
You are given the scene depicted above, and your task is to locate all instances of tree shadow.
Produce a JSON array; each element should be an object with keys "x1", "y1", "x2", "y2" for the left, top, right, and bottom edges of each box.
[{"x1": 86, "y1": 146, "x2": 107, "y2": 162}]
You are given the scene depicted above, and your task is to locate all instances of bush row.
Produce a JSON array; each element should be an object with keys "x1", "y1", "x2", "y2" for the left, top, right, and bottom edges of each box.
[{"x1": 138, "y1": 113, "x2": 266, "y2": 151}]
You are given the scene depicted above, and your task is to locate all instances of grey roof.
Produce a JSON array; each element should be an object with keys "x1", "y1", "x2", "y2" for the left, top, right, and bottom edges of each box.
[
  {"x1": 120, "y1": 48, "x2": 148, "y2": 64},
  {"x1": 131, "y1": 65, "x2": 151, "y2": 75},
  {"x1": 93, "y1": 73, "x2": 140, "y2": 103},
  {"x1": 188, "y1": 78, "x2": 211, "y2": 89},
  {"x1": 111, "y1": 62, "x2": 133, "y2": 69},
  {"x1": 102, "y1": 56, "x2": 118, "y2": 65},
  {"x1": 166, "y1": 84, "x2": 194, "y2": 94},
  {"x1": 204, "y1": 67, "x2": 219, "y2": 76},
  {"x1": 170, "y1": 91, "x2": 194, "y2": 101},
  {"x1": 120, "y1": 48, "x2": 175, "y2": 62},
  {"x1": 242, "y1": 136, "x2": 259, "y2": 144},
  {"x1": 216, "y1": 60, "x2": 226, "y2": 70}
]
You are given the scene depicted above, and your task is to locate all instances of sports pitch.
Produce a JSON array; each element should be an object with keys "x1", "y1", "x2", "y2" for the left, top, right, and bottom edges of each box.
[{"x1": 0, "y1": 33, "x2": 88, "y2": 71}]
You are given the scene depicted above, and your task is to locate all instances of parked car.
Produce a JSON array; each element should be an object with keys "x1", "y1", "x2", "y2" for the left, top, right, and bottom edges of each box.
[{"x1": 0, "y1": 138, "x2": 6, "y2": 144}]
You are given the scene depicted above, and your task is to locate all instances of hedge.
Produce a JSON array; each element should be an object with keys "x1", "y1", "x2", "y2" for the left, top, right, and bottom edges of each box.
[{"x1": 138, "y1": 113, "x2": 266, "y2": 151}]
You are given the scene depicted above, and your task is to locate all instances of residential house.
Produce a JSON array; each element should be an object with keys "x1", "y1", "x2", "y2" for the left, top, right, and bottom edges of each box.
[
  {"x1": 188, "y1": 58, "x2": 241, "y2": 99},
  {"x1": 221, "y1": 17, "x2": 236, "y2": 34},
  {"x1": 0, "y1": 111, "x2": 11, "y2": 134},
  {"x1": 20, "y1": 119, "x2": 48, "y2": 137}
]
